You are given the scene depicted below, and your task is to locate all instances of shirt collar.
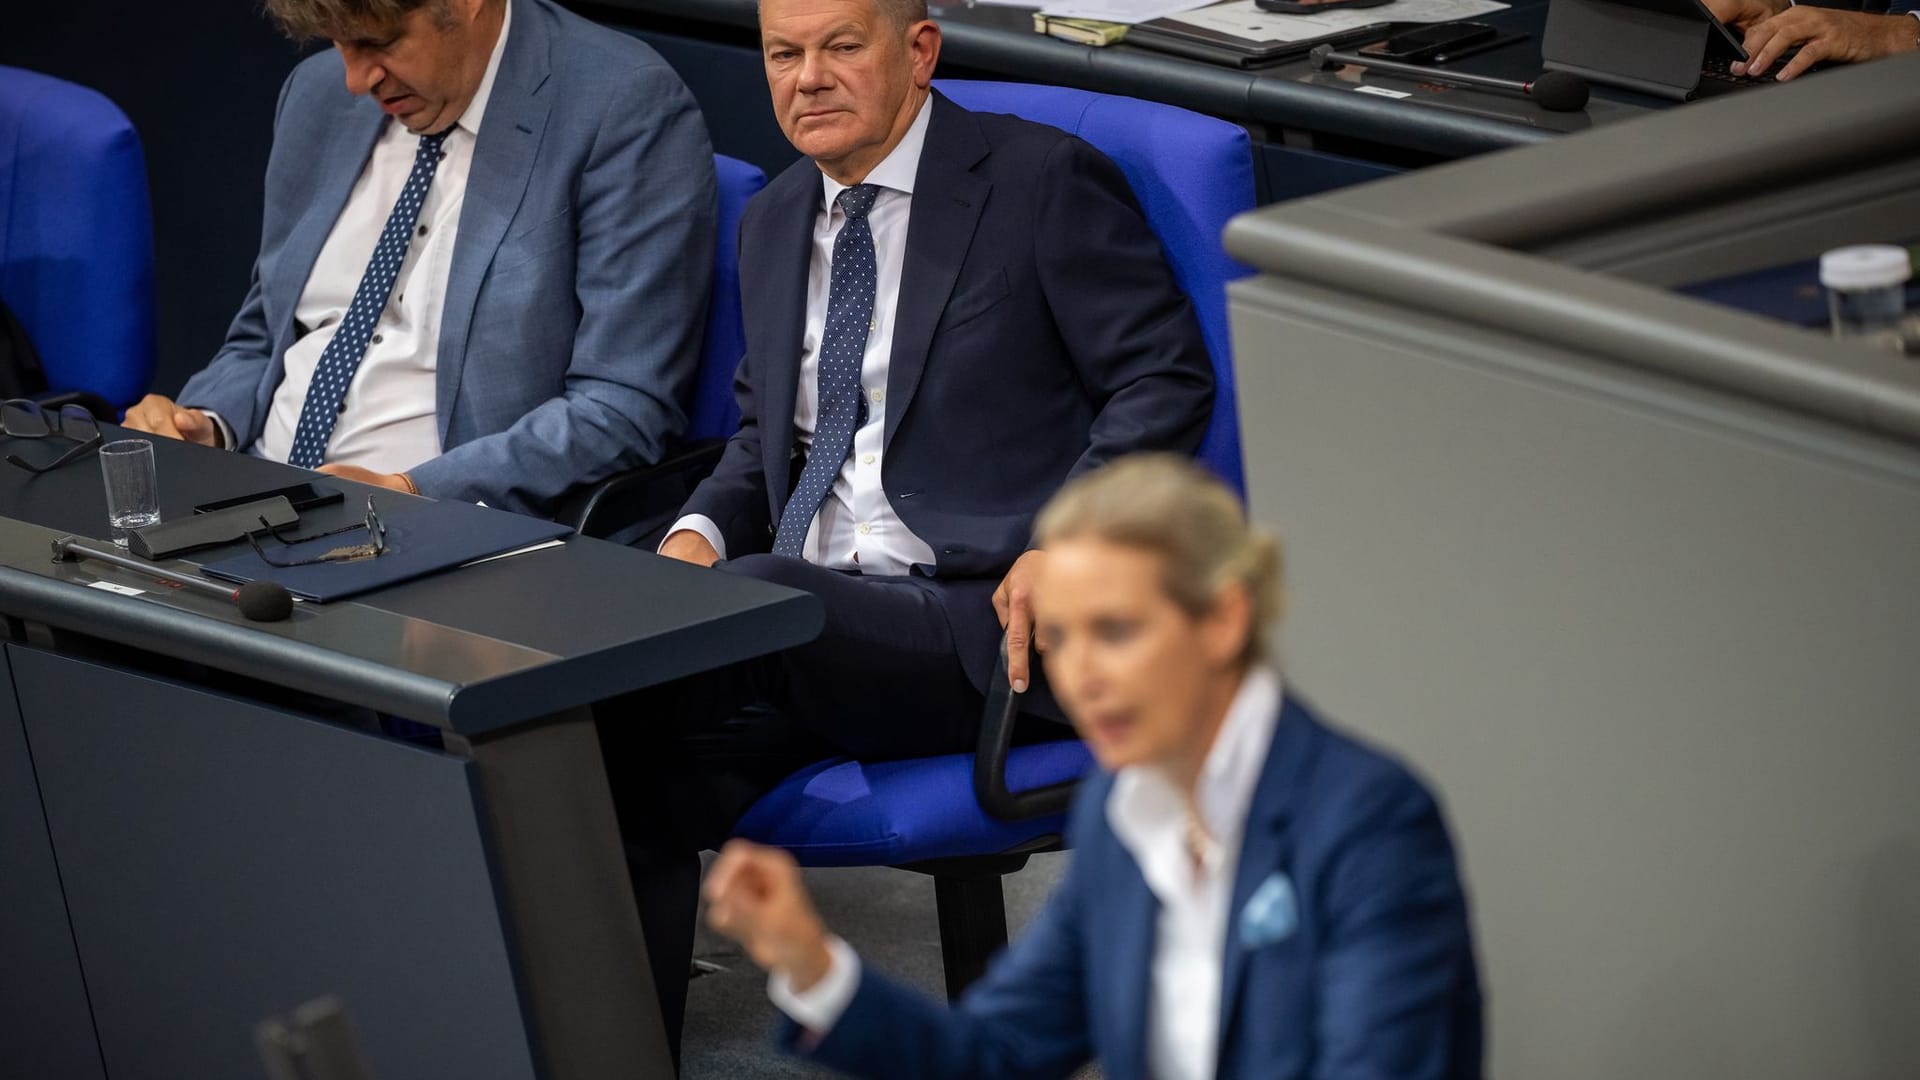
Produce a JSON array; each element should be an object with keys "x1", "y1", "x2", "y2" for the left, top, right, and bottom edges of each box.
[
  {"x1": 1106, "y1": 666, "x2": 1285, "y2": 894},
  {"x1": 453, "y1": 0, "x2": 511, "y2": 138},
  {"x1": 819, "y1": 92, "x2": 932, "y2": 214},
  {"x1": 1193, "y1": 665, "x2": 1282, "y2": 851}
]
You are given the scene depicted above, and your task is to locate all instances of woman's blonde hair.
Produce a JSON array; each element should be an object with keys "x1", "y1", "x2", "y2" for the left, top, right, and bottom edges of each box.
[{"x1": 1035, "y1": 454, "x2": 1282, "y2": 666}]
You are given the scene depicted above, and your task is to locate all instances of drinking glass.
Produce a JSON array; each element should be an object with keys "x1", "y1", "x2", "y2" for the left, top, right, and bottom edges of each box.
[{"x1": 99, "y1": 439, "x2": 159, "y2": 546}]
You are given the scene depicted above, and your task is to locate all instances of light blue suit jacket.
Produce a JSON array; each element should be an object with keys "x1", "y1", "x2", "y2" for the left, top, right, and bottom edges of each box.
[
  {"x1": 181, "y1": 0, "x2": 715, "y2": 516},
  {"x1": 796, "y1": 696, "x2": 1484, "y2": 1080}
]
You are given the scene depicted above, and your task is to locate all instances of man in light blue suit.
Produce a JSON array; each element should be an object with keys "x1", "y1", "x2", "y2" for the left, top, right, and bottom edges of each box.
[{"x1": 124, "y1": 0, "x2": 714, "y2": 517}]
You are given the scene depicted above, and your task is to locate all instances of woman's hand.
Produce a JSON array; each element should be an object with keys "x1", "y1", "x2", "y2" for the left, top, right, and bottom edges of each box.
[{"x1": 704, "y1": 840, "x2": 836, "y2": 991}]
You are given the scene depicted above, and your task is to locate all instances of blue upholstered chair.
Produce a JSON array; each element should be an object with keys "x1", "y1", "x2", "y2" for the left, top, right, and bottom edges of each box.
[
  {"x1": 0, "y1": 66, "x2": 156, "y2": 413},
  {"x1": 731, "y1": 81, "x2": 1255, "y2": 998},
  {"x1": 563, "y1": 154, "x2": 765, "y2": 539}
]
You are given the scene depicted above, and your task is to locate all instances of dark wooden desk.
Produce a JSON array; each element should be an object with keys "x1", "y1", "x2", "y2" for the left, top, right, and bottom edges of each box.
[{"x1": 0, "y1": 432, "x2": 822, "y2": 1079}]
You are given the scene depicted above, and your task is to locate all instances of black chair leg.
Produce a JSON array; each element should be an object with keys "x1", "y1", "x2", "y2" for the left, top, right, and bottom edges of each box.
[{"x1": 933, "y1": 872, "x2": 1010, "y2": 1001}]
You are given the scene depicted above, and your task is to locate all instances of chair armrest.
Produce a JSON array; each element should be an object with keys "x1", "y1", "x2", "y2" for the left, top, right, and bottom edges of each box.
[
  {"x1": 972, "y1": 633, "x2": 1081, "y2": 821},
  {"x1": 555, "y1": 439, "x2": 726, "y2": 541}
]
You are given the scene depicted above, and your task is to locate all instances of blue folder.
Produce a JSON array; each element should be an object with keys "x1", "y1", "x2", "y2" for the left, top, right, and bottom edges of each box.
[{"x1": 198, "y1": 497, "x2": 573, "y2": 603}]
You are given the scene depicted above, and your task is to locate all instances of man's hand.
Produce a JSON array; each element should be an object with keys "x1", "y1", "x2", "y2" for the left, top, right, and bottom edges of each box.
[
  {"x1": 315, "y1": 463, "x2": 414, "y2": 493},
  {"x1": 122, "y1": 394, "x2": 219, "y2": 447},
  {"x1": 992, "y1": 550, "x2": 1048, "y2": 694},
  {"x1": 704, "y1": 840, "x2": 835, "y2": 992},
  {"x1": 660, "y1": 529, "x2": 722, "y2": 567},
  {"x1": 1736, "y1": 8, "x2": 1918, "y2": 80},
  {"x1": 1702, "y1": 0, "x2": 1785, "y2": 30}
]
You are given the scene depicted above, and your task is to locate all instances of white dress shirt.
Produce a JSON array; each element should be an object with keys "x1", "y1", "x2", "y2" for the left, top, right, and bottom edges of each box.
[
  {"x1": 214, "y1": 4, "x2": 510, "y2": 475},
  {"x1": 1106, "y1": 665, "x2": 1282, "y2": 1080},
  {"x1": 772, "y1": 665, "x2": 1286, "y2": 1080},
  {"x1": 667, "y1": 96, "x2": 937, "y2": 575}
]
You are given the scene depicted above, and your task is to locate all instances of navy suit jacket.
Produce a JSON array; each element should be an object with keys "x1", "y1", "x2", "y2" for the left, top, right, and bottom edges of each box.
[
  {"x1": 181, "y1": 0, "x2": 715, "y2": 516},
  {"x1": 680, "y1": 91, "x2": 1212, "y2": 693},
  {"x1": 798, "y1": 695, "x2": 1483, "y2": 1080}
]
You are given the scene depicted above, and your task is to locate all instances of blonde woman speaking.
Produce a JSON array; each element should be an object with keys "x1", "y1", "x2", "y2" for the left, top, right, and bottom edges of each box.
[{"x1": 705, "y1": 454, "x2": 1482, "y2": 1080}]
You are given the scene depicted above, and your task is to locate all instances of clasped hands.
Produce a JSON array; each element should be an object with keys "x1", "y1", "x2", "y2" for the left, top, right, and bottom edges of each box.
[
  {"x1": 1708, "y1": 0, "x2": 1917, "y2": 81},
  {"x1": 122, "y1": 393, "x2": 416, "y2": 493}
]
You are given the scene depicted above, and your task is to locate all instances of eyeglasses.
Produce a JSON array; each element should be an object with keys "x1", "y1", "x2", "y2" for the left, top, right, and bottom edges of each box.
[
  {"x1": 248, "y1": 496, "x2": 388, "y2": 567},
  {"x1": 1, "y1": 400, "x2": 102, "y2": 474}
]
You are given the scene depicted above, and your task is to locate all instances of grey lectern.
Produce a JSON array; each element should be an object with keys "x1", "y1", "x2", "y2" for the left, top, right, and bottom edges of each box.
[
  {"x1": 1226, "y1": 55, "x2": 1920, "y2": 1080},
  {"x1": 0, "y1": 433, "x2": 823, "y2": 1080}
]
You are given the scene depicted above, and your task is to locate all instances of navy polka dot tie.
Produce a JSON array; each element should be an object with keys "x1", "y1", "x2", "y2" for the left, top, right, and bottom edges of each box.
[
  {"x1": 286, "y1": 130, "x2": 448, "y2": 469},
  {"x1": 774, "y1": 184, "x2": 881, "y2": 558}
]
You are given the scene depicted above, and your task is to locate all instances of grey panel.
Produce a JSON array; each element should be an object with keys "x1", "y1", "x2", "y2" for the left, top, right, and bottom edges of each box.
[
  {"x1": 1274, "y1": 51, "x2": 1920, "y2": 253},
  {"x1": 0, "y1": 649, "x2": 105, "y2": 1078},
  {"x1": 1229, "y1": 276, "x2": 1920, "y2": 1078},
  {"x1": 1224, "y1": 204, "x2": 1920, "y2": 448},
  {"x1": 1226, "y1": 59, "x2": 1920, "y2": 1074},
  {"x1": 10, "y1": 646, "x2": 537, "y2": 1080}
]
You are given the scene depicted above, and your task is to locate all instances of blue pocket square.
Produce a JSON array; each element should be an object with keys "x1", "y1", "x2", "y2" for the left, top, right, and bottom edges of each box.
[{"x1": 1240, "y1": 871, "x2": 1298, "y2": 950}]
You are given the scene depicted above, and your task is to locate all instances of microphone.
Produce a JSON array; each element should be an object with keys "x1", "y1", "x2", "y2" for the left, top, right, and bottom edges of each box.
[
  {"x1": 1309, "y1": 45, "x2": 1591, "y2": 113},
  {"x1": 51, "y1": 535, "x2": 295, "y2": 622}
]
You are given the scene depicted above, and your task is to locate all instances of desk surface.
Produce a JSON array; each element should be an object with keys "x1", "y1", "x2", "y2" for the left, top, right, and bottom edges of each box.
[
  {"x1": 589, "y1": 0, "x2": 1665, "y2": 158},
  {"x1": 0, "y1": 431, "x2": 823, "y2": 734}
]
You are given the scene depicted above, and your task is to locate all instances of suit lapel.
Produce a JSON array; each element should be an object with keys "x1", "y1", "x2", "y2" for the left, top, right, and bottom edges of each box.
[
  {"x1": 1099, "y1": 840, "x2": 1159, "y2": 1080},
  {"x1": 884, "y1": 92, "x2": 989, "y2": 448},
  {"x1": 271, "y1": 103, "x2": 384, "y2": 374},
  {"x1": 1216, "y1": 696, "x2": 1319, "y2": 1056},
  {"x1": 435, "y1": 0, "x2": 552, "y2": 441},
  {"x1": 751, "y1": 165, "x2": 821, "y2": 525}
]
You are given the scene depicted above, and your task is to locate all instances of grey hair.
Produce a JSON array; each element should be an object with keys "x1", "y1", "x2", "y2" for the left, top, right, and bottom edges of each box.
[{"x1": 260, "y1": 0, "x2": 475, "y2": 41}]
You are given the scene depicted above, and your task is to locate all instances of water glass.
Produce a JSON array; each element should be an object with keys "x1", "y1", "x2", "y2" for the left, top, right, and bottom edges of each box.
[{"x1": 99, "y1": 439, "x2": 159, "y2": 546}]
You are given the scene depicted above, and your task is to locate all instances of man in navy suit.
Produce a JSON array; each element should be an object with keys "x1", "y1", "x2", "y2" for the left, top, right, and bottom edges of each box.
[
  {"x1": 123, "y1": 0, "x2": 715, "y2": 516},
  {"x1": 599, "y1": 0, "x2": 1215, "y2": 1053}
]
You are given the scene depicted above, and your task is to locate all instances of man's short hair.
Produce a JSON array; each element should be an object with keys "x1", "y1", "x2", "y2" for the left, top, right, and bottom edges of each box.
[
  {"x1": 879, "y1": 0, "x2": 931, "y2": 26},
  {"x1": 261, "y1": 0, "x2": 467, "y2": 41},
  {"x1": 757, "y1": 0, "x2": 930, "y2": 30}
]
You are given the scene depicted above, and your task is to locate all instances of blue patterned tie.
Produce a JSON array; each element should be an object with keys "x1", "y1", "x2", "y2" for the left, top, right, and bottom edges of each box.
[
  {"x1": 773, "y1": 184, "x2": 881, "y2": 558},
  {"x1": 286, "y1": 130, "x2": 448, "y2": 469}
]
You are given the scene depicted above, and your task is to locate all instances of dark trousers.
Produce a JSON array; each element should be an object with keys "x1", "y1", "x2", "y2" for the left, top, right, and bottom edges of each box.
[{"x1": 595, "y1": 554, "x2": 999, "y2": 1063}]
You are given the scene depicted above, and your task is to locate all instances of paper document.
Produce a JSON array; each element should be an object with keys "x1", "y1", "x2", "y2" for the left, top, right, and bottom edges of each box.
[
  {"x1": 1163, "y1": 0, "x2": 1508, "y2": 39},
  {"x1": 1034, "y1": 0, "x2": 1219, "y2": 24}
]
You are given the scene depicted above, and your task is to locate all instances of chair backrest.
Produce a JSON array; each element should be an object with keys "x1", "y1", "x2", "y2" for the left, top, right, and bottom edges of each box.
[
  {"x1": 933, "y1": 80, "x2": 1254, "y2": 491},
  {"x1": 0, "y1": 66, "x2": 155, "y2": 408},
  {"x1": 686, "y1": 154, "x2": 768, "y2": 443}
]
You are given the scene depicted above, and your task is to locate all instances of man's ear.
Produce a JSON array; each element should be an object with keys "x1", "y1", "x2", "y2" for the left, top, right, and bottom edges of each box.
[{"x1": 908, "y1": 20, "x2": 943, "y2": 88}]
